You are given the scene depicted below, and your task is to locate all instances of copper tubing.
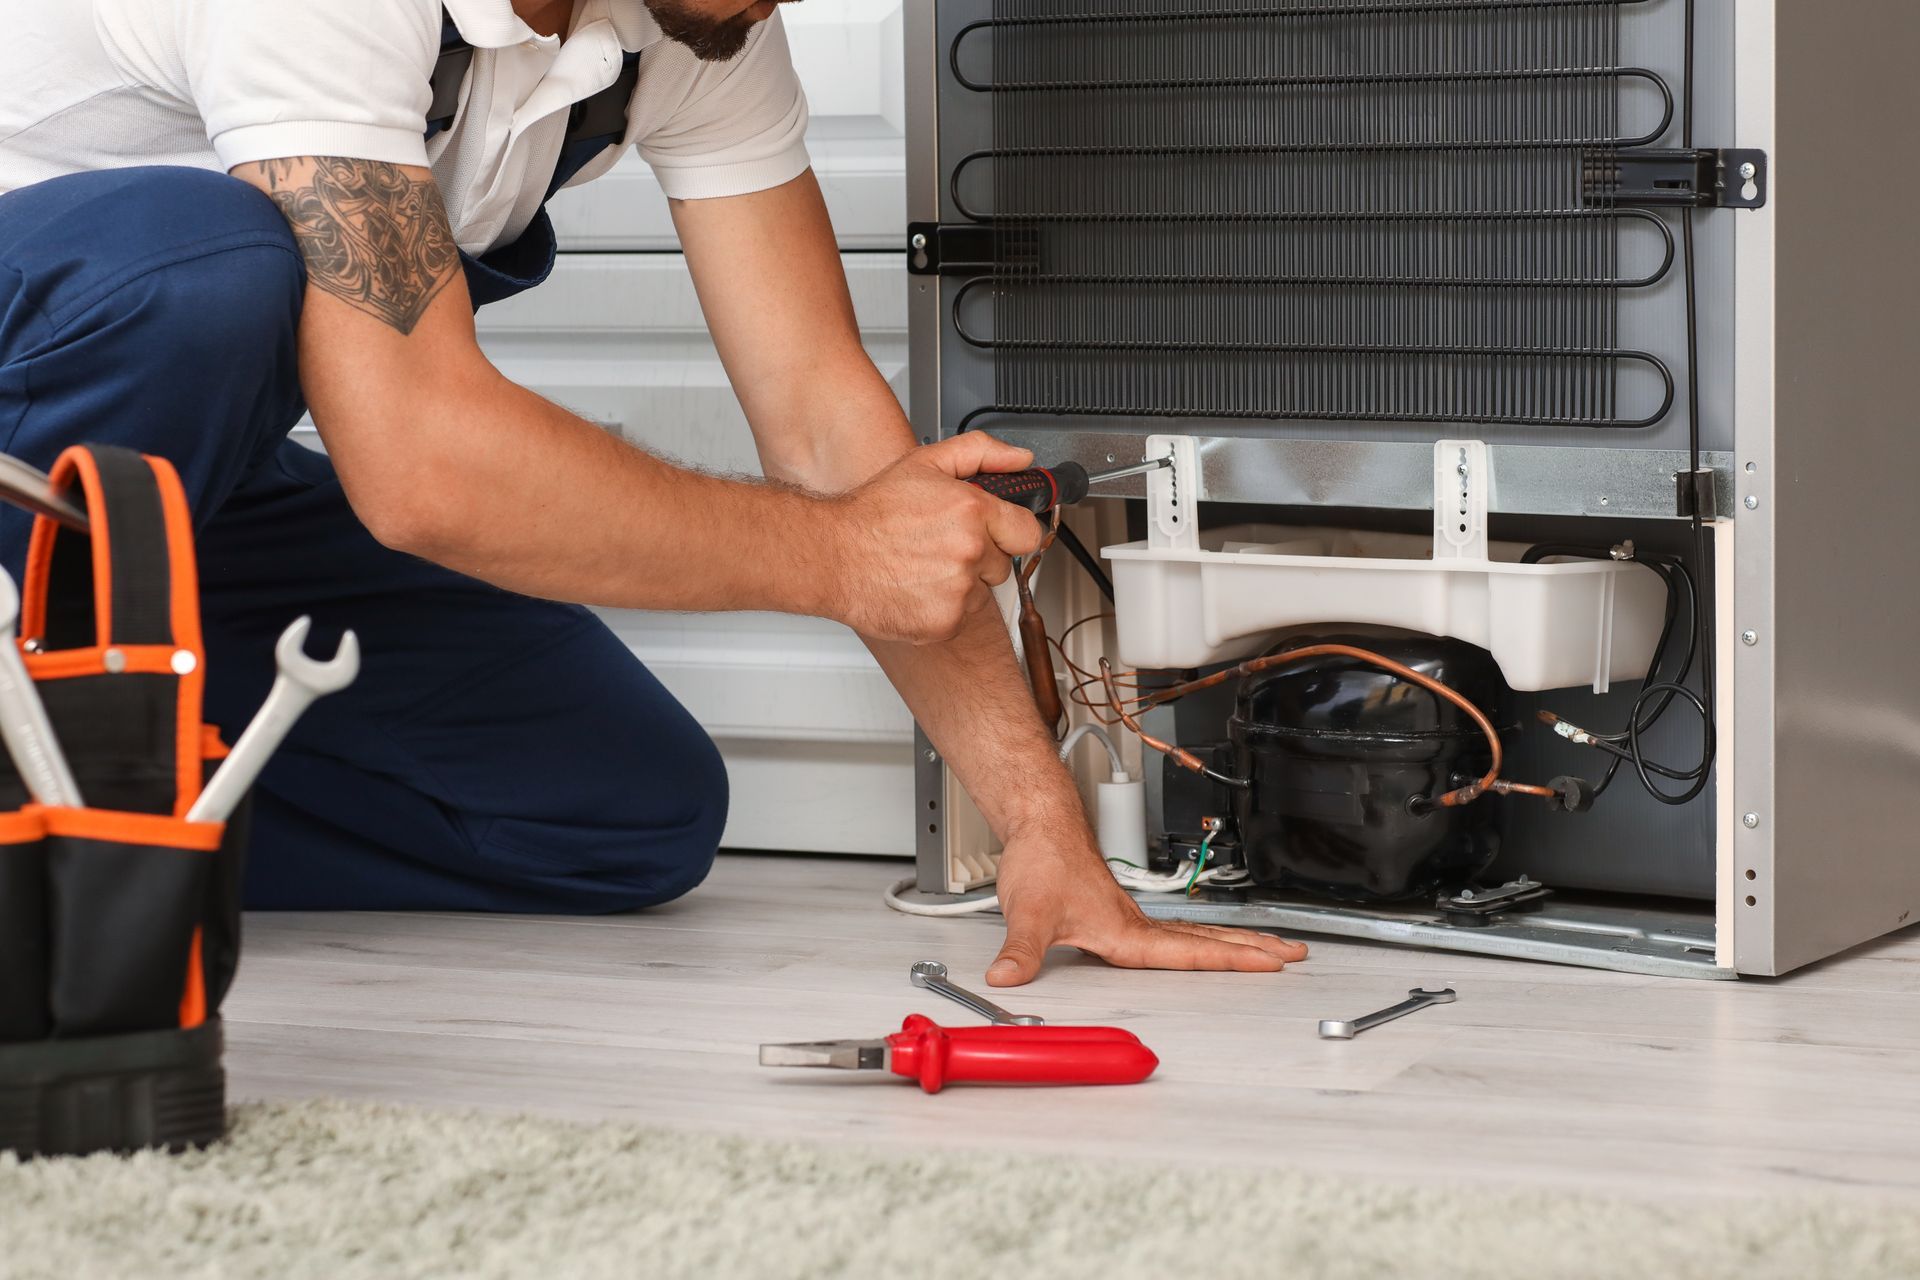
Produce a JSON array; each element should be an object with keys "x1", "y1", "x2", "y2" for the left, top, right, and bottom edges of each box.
[
  {"x1": 1018, "y1": 509, "x2": 1066, "y2": 735},
  {"x1": 1099, "y1": 659, "x2": 1215, "y2": 778},
  {"x1": 1021, "y1": 599, "x2": 1065, "y2": 730},
  {"x1": 1137, "y1": 643, "x2": 1551, "y2": 809}
]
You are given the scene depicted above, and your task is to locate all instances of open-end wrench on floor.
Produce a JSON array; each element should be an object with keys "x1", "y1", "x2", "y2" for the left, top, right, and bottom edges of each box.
[
  {"x1": 187, "y1": 616, "x2": 359, "y2": 824},
  {"x1": 0, "y1": 569, "x2": 83, "y2": 807},
  {"x1": 1319, "y1": 988, "x2": 1457, "y2": 1041},
  {"x1": 910, "y1": 961, "x2": 1045, "y2": 1026}
]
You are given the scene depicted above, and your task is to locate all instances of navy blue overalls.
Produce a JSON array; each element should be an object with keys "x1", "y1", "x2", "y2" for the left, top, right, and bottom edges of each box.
[{"x1": 0, "y1": 38, "x2": 729, "y2": 913}]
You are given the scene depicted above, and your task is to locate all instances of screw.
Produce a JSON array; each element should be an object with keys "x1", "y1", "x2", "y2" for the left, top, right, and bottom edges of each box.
[
  {"x1": 1739, "y1": 162, "x2": 1757, "y2": 180},
  {"x1": 1743, "y1": 630, "x2": 1759, "y2": 646},
  {"x1": 1599, "y1": 496, "x2": 1611, "y2": 507},
  {"x1": 925, "y1": 749, "x2": 939, "y2": 764},
  {"x1": 910, "y1": 233, "x2": 928, "y2": 251},
  {"x1": 170, "y1": 650, "x2": 198, "y2": 676},
  {"x1": 1744, "y1": 813, "x2": 1760, "y2": 829},
  {"x1": 103, "y1": 648, "x2": 126, "y2": 674},
  {"x1": 1745, "y1": 495, "x2": 1760, "y2": 510},
  {"x1": 1106, "y1": 454, "x2": 1117, "y2": 464},
  {"x1": 1460, "y1": 889, "x2": 1476, "y2": 901}
]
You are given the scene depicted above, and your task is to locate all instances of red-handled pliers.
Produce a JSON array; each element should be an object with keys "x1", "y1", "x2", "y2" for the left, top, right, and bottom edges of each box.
[{"x1": 760, "y1": 1014, "x2": 1158, "y2": 1094}]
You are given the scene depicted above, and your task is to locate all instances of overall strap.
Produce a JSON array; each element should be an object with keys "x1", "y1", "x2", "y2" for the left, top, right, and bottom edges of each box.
[
  {"x1": 547, "y1": 50, "x2": 641, "y2": 197},
  {"x1": 427, "y1": 8, "x2": 641, "y2": 155},
  {"x1": 426, "y1": 12, "x2": 474, "y2": 140}
]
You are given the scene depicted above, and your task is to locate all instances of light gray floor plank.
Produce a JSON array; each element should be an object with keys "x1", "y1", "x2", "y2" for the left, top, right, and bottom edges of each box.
[{"x1": 222, "y1": 853, "x2": 1920, "y2": 1201}]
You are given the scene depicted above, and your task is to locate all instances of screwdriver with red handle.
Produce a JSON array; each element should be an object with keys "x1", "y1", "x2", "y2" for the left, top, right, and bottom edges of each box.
[
  {"x1": 760, "y1": 1015, "x2": 1159, "y2": 1094},
  {"x1": 966, "y1": 456, "x2": 1172, "y2": 515}
]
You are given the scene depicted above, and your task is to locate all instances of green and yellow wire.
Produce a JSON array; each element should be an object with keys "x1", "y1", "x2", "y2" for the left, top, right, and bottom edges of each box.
[{"x1": 1184, "y1": 829, "x2": 1216, "y2": 897}]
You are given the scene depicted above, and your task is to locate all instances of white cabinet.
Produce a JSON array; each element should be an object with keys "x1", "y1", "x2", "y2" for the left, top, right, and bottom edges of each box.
[
  {"x1": 474, "y1": 252, "x2": 915, "y2": 855},
  {"x1": 489, "y1": 2, "x2": 911, "y2": 856},
  {"x1": 546, "y1": 1, "x2": 906, "y2": 250}
]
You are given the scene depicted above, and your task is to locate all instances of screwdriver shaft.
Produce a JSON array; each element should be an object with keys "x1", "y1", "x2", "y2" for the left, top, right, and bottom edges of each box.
[{"x1": 1084, "y1": 457, "x2": 1173, "y2": 486}]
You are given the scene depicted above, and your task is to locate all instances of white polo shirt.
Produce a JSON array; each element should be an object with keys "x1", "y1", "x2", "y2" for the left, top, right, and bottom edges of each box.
[{"x1": 0, "y1": 0, "x2": 811, "y2": 255}]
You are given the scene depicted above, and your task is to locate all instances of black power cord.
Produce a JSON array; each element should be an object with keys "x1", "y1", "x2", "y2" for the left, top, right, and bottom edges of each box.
[
  {"x1": 1533, "y1": 0, "x2": 1719, "y2": 809},
  {"x1": 1052, "y1": 522, "x2": 1116, "y2": 603},
  {"x1": 1525, "y1": 547, "x2": 1709, "y2": 803},
  {"x1": 1671, "y1": 0, "x2": 1719, "y2": 807}
]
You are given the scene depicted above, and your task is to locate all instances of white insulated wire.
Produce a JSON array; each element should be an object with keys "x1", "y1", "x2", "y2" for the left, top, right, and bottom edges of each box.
[
  {"x1": 1106, "y1": 859, "x2": 1249, "y2": 894},
  {"x1": 883, "y1": 876, "x2": 1000, "y2": 917},
  {"x1": 884, "y1": 718, "x2": 1203, "y2": 917},
  {"x1": 1058, "y1": 722, "x2": 1128, "y2": 780}
]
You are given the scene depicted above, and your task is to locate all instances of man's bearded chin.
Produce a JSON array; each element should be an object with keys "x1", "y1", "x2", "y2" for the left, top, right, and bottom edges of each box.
[{"x1": 647, "y1": 0, "x2": 758, "y2": 62}]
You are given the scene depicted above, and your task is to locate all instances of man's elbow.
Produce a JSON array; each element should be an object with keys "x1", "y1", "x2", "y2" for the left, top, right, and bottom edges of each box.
[
  {"x1": 356, "y1": 484, "x2": 464, "y2": 562},
  {"x1": 329, "y1": 428, "x2": 472, "y2": 563},
  {"x1": 314, "y1": 366, "x2": 498, "y2": 564}
]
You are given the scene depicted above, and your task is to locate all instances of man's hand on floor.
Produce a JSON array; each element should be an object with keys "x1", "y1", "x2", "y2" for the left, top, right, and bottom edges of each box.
[{"x1": 985, "y1": 832, "x2": 1310, "y2": 987}]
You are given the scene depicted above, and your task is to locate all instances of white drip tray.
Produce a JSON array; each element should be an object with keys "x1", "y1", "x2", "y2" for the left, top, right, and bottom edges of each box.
[
  {"x1": 1103, "y1": 437, "x2": 1671, "y2": 693},
  {"x1": 1104, "y1": 524, "x2": 1669, "y2": 692}
]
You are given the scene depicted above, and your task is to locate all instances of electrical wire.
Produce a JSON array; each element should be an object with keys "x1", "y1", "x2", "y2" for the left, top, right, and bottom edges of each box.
[
  {"x1": 1527, "y1": 547, "x2": 1709, "y2": 801},
  {"x1": 1669, "y1": 0, "x2": 1718, "y2": 808},
  {"x1": 1059, "y1": 721, "x2": 1127, "y2": 778},
  {"x1": 884, "y1": 855, "x2": 1247, "y2": 915},
  {"x1": 1107, "y1": 857, "x2": 1247, "y2": 895},
  {"x1": 1049, "y1": 612, "x2": 1146, "y2": 727},
  {"x1": 883, "y1": 876, "x2": 1000, "y2": 917},
  {"x1": 1184, "y1": 829, "x2": 1215, "y2": 897},
  {"x1": 1100, "y1": 659, "x2": 1252, "y2": 792},
  {"x1": 1053, "y1": 522, "x2": 1116, "y2": 602},
  {"x1": 1530, "y1": 0, "x2": 1715, "y2": 811}
]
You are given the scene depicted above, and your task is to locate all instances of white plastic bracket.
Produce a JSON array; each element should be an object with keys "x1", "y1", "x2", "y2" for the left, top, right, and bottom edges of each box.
[
  {"x1": 1433, "y1": 440, "x2": 1491, "y2": 563},
  {"x1": 1146, "y1": 434, "x2": 1201, "y2": 551}
]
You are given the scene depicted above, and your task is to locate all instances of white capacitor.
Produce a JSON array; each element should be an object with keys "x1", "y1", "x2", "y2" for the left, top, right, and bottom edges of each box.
[{"x1": 1096, "y1": 778, "x2": 1148, "y2": 866}]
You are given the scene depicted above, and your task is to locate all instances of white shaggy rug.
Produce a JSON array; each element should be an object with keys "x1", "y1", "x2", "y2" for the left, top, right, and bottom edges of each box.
[{"x1": 2, "y1": 1100, "x2": 1916, "y2": 1280}]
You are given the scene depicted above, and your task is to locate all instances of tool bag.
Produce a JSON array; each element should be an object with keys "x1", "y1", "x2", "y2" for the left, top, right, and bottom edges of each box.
[{"x1": 0, "y1": 445, "x2": 249, "y2": 1157}]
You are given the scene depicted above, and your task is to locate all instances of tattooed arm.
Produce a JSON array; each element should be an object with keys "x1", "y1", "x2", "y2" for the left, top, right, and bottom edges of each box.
[
  {"x1": 251, "y1": 157, "x2": 459, "y2": 336},
  {"x1": 226, "y1": 158, "x2": 1038, "y2": 637}
]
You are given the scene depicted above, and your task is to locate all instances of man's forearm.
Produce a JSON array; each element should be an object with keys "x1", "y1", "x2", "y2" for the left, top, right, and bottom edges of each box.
[
  {"x1": 867, "y1": 608, "x2": 1085, "y2": 841},
  {"x1": 315, "y1": 364, "x2": 837, "y2": 616},
  {"x1": 761, "y1": 364, "x2": 1087, "y2": 843}
]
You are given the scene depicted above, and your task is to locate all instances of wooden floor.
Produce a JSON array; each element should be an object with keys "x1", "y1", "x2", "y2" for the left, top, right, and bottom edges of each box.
[{"x1": 224, "y1": 853, "x2": 1920, "y2": 1201}]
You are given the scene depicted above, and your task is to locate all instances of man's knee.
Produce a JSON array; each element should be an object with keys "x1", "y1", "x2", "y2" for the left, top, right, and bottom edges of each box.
[
  {"x1": 601, "y1": 726, "x2": 729, "y2": 910},
  {"x1": 0, "y1": 167, "x2": 307, "y2": 528},
  {"x1": 94, "y1": 169, "x2": 302, "y2": 352},
  {"x1": 481, "y1": 719, "x2": 730, "y2": 915}
]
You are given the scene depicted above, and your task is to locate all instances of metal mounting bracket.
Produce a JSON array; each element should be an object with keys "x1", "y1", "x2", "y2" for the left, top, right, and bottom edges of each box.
[
  {"x1": 1433, "y1": 440, "x2": 1491, "y2": 563},
  {"x1": 1583, "y1": 148, "x2": 1770, "y2": 210},
  {"x1": 1676, "y1": 467, "x2": 1721, "y2": 521},
  {"x1": 907, "y1": 222, "x2": 1039, "y2": 275}
]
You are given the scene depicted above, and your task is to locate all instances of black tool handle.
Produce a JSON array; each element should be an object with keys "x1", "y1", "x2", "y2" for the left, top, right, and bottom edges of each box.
[{"x1": 967, "y1": 463, "x2": 1090, "y2": 514}]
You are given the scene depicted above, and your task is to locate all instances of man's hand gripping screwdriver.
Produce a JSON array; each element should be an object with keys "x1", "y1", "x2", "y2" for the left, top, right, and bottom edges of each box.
[
  {"x1": 963, "y1": 455, "x2": 1171, "y2": 730},
  {"x1": 966, "y1": 456, "x2": 1173, "y2": 515}
]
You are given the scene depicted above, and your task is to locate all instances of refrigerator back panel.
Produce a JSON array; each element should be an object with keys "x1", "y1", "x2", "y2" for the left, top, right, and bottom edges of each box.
[{"x1": 933, "y1": 0, "x2": 1739, "y2": 461}]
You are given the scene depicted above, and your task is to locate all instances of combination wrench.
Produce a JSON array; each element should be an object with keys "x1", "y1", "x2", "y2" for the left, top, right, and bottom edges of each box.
[
  {"x1": 909, "y1": 961, "x2": 1045, "y2": 1026},
  {"x1": 1318, "y1": 988, "x2": 1457, "y2": 1040},
  {"x1": 0, "y1": 569, "x2": 82, "y2": 807},
  {"x1": 188, "y1": 616, "x2": 359, "y2": 824}
]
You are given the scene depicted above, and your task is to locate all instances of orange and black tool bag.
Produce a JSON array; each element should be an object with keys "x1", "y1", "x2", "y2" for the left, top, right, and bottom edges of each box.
[{"x1": 0, "y1": 445, "x2": 249, "y2": 1157}]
